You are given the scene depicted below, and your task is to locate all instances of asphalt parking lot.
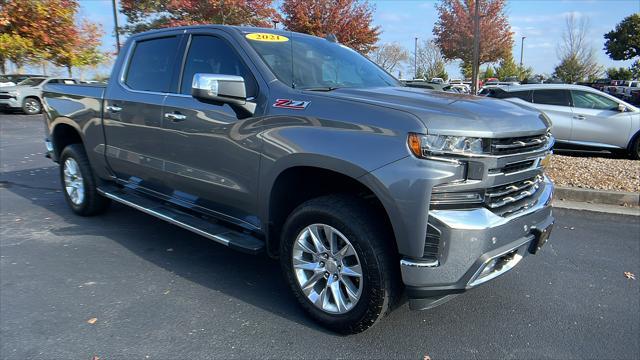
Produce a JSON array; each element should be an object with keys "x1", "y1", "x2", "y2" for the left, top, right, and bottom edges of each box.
[{"x1": 1, "y1": 114, "x2": 639, "y2": 360}]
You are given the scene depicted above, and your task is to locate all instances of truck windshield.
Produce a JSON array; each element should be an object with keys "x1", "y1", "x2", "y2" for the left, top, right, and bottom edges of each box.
[
  {"x1": 246, "y1": 32, "x2": 399, "y2": 90},
  {"x1": 18, "y1": 78, "x2": 45, "y2": 86}
]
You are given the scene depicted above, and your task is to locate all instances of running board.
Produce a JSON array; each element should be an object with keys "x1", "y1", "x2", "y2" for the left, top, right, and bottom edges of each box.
[{"x1": 97, "y1": 187, "x2": 264, "y2": 255}]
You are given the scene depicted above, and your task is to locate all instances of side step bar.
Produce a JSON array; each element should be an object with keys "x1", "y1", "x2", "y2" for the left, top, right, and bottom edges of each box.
[{"x1": 97, "y1": 187, "x2": 265, "y2": 255}]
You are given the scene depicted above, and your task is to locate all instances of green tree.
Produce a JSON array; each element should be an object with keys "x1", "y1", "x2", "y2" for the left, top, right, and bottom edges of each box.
[
  {"x1": 494, "y1": 51, "x2": 518, "y2": 80},
  {"x1": 604, "y1": 13, "x2": 640, "y2": 61},
  {"x1": 517, "y1": 65, "x2": 533, "y2": 82},
  {"x1": 606, "y1": 67, "x2": 633, "y2": 80},
  {"x1": 482, "y1": 66, "x2": 495, "y2": 79},
  {"x1": 631, "y1": 60, "x2": 640, "y2": 79}
]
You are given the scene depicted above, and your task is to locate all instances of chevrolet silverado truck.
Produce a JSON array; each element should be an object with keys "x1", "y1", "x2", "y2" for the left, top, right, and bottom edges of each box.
[{"x1": 42, "y1": 26, "x2": 555, "y2": 334}]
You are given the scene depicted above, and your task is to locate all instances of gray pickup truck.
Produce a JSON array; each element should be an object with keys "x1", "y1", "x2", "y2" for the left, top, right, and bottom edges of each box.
[{"x1": 42, "y1": 25, "x2": 554, "y2": 334}]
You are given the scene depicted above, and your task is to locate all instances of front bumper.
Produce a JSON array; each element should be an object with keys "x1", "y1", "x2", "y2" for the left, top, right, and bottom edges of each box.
[
  {"x1": 0, "y1": 98, "x2": 20, "y2": 109},
  {"x1": 402, "y1": 175, "x2": 554, "y2": 310}
]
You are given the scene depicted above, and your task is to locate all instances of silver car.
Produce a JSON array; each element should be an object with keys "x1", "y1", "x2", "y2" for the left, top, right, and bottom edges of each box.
[
  {"x1": 0, "y1": 77, "x2": 78, "y2": 115},
  {"x1": 489, "y1": 84, "x2": 640, "y2": 159}
]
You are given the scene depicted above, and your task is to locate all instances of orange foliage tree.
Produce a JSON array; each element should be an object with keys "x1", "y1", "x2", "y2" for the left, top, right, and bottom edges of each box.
[
  {"x1": 433, "y1": 0, "x2": 513, "y2": 76},
  {"x1": 280, "y1": 0, "x2": 380, "y2": 54}
]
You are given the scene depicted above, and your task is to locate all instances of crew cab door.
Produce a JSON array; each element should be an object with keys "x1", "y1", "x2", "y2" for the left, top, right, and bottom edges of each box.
[
  {"x1": 103, "y1": 34, "x2": 184, "y2": 194},
  {"x1": 531, "y1": 89, "x2": 573, "y2": 141},
  {"x1": 569, "y1": 89, "x2": 632, "y2": 148},
  {"x1": 160, "y1": 32, "x2": 263, "y2": 228}
]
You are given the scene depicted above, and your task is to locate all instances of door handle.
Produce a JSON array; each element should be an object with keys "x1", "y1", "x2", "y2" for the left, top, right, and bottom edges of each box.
[
  {"x1": 573, "y1": 115, "x2": 586, "y2": 120},
  {"x1": 106, "y1": 105, "x2": 122, "y2": 113},
  {"x1": 165, "y1": 112, "x2": 187, "y2": 122}
]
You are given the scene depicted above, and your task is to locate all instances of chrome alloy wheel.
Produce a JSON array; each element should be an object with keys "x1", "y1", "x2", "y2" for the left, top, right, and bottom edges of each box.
[
  {"x1": 292, "y1": 224, "x2": 363, "y2": 314},
  {"x1": 24, "y1": 99, "x2": 40, "y2": 114},
  {"x1": 63, "y1": 158, "x2": 85, "y2": 205}
]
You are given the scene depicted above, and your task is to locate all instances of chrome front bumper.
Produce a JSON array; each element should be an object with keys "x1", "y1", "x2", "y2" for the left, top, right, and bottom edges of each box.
[{"x1": 402, "y1": 175, "x2": 554, "y2": 309}]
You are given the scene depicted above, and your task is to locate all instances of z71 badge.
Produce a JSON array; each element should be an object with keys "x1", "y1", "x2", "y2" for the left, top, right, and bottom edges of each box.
[{"x1": 273, "y1": 99, "x2": 310, "y2": 110}]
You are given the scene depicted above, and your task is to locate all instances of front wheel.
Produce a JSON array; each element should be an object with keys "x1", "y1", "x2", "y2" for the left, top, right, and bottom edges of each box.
[
  {"x1": 22, "y1": 97, "x2": 41, "y2": 115},
  {"x1": 280, "y1": 195, "x2": 399, "y2": 334},
  {"x1": 59, "y1": 144, "x2": 111, "y2": 216}
]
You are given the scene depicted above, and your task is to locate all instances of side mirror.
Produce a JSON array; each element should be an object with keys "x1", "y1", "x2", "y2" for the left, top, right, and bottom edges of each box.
[
  {"x1": 192, "y1": 73, "x2": 246, "y2": 105},
  {"x1": 617, "y1": 103, "x2": 627, "y2": 112}
]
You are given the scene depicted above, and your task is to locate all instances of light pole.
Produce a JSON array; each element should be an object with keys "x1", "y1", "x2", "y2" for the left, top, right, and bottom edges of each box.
[
  {"x1": 414, "y1": 37, "x2": 418, "y2": 79},
  {"x1": 520, "y1": 36, "x2": 526, "y2": 67},
  {"x1": 112, "y1": 0, "x2": 121, "y2": 53},
  {"x1": 471, "y1": 0, "x2": 480, "y2": 94}
]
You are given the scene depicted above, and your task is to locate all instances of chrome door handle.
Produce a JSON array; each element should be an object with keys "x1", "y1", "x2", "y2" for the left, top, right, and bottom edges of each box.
[
  {"x1": 106, "y1": 105, "x2": 122, "y2": 113},
  {"x1": 165, "y1": 112, "x2": 187, "y2": 121},
  {"x1": 573, "y1": 115, "x2": 586, "y2": 120}
]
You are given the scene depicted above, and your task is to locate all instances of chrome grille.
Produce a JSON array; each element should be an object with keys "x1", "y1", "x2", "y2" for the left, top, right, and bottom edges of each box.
[
  {"x1": 485, "y1": 175, "x2": 543, "y2": 216},
  {"x1": 490, "y1": 133, "x2": 549, "y2": 155}
]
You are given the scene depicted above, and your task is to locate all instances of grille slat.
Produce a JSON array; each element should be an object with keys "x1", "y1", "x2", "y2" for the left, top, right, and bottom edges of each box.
[
  {"x1": 485, "y1": 175, "x2": 543, "y2": 216},
  {"x1": 491, "y1": 133, "x2": 549, "y2": 155}
]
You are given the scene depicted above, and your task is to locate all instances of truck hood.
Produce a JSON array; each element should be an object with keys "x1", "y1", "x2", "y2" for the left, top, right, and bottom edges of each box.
[
  {"x1": 0, "y1": 85, "x2": 35, "y2": 92},
  {"x1": 326, "y1": 87, "x2": 550, "y2": 137}
]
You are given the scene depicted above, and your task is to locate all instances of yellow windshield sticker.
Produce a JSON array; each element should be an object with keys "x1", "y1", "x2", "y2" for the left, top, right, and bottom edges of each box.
[{"x1": 246, "y1": 33, "x2": 289, "y2": 42}]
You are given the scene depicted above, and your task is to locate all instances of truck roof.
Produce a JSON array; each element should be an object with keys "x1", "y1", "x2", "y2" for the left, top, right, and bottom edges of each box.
[{"x1": 130, "y1": 24, "x2": 320, "y2": 41}]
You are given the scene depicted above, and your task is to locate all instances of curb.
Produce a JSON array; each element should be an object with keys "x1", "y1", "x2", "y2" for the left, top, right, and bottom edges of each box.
[{"x1": 555, "y1": 186, "x2": 640, "y2": 207}]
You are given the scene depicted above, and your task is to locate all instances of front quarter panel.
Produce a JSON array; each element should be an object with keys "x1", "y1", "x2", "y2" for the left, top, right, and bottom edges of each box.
[{"x1": 257, "y1": 91, "x2": 427, "y2": 232}]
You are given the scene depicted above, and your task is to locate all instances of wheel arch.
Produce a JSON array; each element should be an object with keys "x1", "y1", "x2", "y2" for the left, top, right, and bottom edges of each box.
[
  {"x1": 263, "y1": 162, "x2": 398, "y2": 259},
  {"x1": 50, "y1": 121, "x2": 85, "y2": 161}
]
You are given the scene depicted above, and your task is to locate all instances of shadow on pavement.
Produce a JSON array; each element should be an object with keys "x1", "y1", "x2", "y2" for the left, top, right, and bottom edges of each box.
[{"x1": 1, "y1": 165, "x2": 334, "y2": 334}]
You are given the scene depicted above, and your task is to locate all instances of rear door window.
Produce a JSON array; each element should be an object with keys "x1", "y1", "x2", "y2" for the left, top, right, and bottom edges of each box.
[
  {"x1": 570, "y1": 90, "x2": 619, "y2": 111},
  {"x1": 125, "y1": 36, "x2": 181, "y2": 93},
  {"x1": 532, "y1": 89, "x2": 571, "y2": 106}
]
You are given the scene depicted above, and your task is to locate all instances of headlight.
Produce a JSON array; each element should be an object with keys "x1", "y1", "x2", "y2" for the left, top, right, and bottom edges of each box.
[{"x1": 408, "y1": 133, "x2": 486, "y2": 157}]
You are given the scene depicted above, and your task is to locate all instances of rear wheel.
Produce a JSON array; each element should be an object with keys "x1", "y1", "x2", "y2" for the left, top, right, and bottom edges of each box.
[
  {"x1": 22, "y1": 97, "x2": 41, "y2": 115},
  {"x1": 280, "y1": 195, "x2": 398, "y2": 334},
  {"x1": 59, "y1": 144, "x2": 110, "y2": 215},
  {"x1": 630, "y1": 136, "x2": 640, "y2": 160}
]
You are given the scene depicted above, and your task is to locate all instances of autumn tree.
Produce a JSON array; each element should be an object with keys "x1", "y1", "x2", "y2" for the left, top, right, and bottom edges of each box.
[
  {"x1": 604, "y1": 13, "x2": 640, "y2": 61},
  {"x1": 410, "y1": 40, "x2": 448, "y2": 80},
  {"x1": 554, "y1": 14, "x2": 602, "y2": 83},
  {"x1": 0, "y1": 0, "x2": 75, "y2": 72},
  {"x1": 50, "y1": 20, "x2": 107, "y2": 77},
  {"x1": 120, "y1": 0, "x2": 278, "y2": 33},
  {"x1": 369, "y1": 43, "x2": 408, "y2": 74},
  {"x1": 0, "y1": 0, "x2": 106, "y2": 76},
  {"x1": 433, "y1": 0, "x2": 513, "y2": 72},
  {"x1": 280, "y1": 0, "x2": 379, "y2": 54},
  {"x1": 0, "y1": 34, "x2": 35, "y2": 73}
]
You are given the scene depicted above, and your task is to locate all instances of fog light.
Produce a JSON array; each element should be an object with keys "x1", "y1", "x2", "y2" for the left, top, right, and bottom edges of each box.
[{"x1": 478, "y1": 258, "x2": 498, "y2": 278}]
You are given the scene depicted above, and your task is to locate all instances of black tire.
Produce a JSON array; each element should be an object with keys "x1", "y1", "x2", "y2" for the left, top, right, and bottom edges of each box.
[
  {"x1": 280, "y1": 195, "x2": 399, "y2": 334},
  {"x1": 630, "y1": 136, "x2": 640, "y2": 160},
  {"x1": 22, "y1": 97, "x2": 41, "y2": 115},
  {"x1": 59, "y1": 144, "x2": 110, "y2": 216}
]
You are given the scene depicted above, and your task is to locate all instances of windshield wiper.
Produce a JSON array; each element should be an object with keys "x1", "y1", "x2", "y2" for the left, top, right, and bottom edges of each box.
[{"x1": 301, "y1": 86, "x2": 341, "y2": 92}]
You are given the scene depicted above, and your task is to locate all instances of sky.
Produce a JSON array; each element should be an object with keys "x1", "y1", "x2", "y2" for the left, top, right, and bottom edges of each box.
[{"x1": 12, "y1": 0, "x2": 640, "y2": 79}]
